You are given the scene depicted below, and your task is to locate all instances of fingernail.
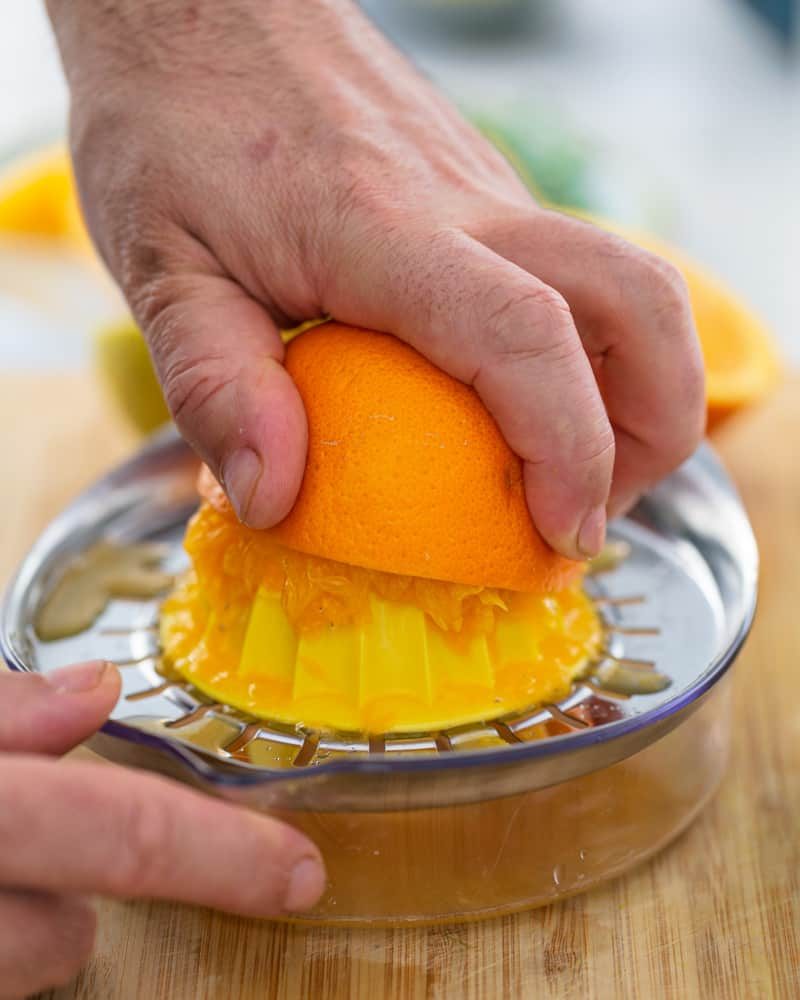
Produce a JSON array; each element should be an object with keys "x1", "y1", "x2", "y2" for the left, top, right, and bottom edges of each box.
[
  {"x1": 222, "y1": 448, "x2": 263, "y2": 525},
  {"x1": 48, "y1": 661, "x2": 111, "y2": 694},
  {"x1": 284, "y1": 857, "x2": 326, "y2": 912},
  {"x1": 577, "y1": 505, "x2": 607, "y2": 559}
]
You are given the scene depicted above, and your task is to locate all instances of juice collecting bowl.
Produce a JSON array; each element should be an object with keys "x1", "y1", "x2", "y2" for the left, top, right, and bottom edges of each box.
[{"x1": 0, "y1": 431, "x2": 757, "y2": 924}]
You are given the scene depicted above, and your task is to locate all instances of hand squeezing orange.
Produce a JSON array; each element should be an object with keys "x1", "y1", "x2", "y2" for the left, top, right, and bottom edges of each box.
[
  {"x1": 161, "y1": 324, "x2": 603, "y2": 733},
  {"x1": 0, "y1": 146, "x2": 782, "y2": 435}
]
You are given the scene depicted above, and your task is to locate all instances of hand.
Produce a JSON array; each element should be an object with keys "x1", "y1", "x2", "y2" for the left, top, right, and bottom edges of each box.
[
  {"x1": 0, "y1": 663, "x2": 324, "y2": 998},
  {"x1": 47, "y1": 0, "x2": 705, "y2": 560}
]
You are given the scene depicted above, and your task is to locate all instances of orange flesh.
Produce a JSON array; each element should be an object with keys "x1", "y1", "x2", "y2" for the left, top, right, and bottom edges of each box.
[
  {"x1": 183, "y1": 502, "x2": 524, "y2": 636},
  {"x1": 160, "y1": 505, "x2": 603, "y2": 733}
]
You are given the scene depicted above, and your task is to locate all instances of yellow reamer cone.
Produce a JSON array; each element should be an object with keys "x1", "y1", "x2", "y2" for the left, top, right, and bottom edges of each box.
[{"x1": 161, "y1": 574, "x2": 602, "y2": 734}]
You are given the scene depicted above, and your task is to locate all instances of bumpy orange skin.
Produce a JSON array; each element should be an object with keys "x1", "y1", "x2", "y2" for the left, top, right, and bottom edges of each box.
[{"x1": 200, "y1": 323, "x2": 582, "y2": 592}]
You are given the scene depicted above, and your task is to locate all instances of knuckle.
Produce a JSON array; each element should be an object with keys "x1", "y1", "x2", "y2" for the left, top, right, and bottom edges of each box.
[
  {"x1": 113, "y1": 796, "x2": 172, "y2": 895},
  {"x1": 643, "y1": 249, "x2": 688, "y2": 293},
  {"x1": 160, "y1": 351, "x2": 236, "y2": 429},
  {"x1": 137, "y1": 291, "x2": 234, "y2": 432},
  {"x1": 575, "y1": 426, "x2": 616, "y2": 470},
  {"x1": 334, "y1": 170, "x2": 390, "y2": 221},
  {"x1": 316, "y1": 162, "x2": 414, "y2": 297},
  {"x1": 597, "y1": 229, "x2": 693, "y2": 323},
  {"x1": 631, "y1": 248, "x2": 693, "y2": 326},
  {"x1": 332, "y1": 150, "x2": 398, "y2": 214},
  {"x1": 327, "y1": 157, "x2": 408, "y2": 249},
  {"x1": 485, "y1": 283, "x2": 576, "y2": 365}
]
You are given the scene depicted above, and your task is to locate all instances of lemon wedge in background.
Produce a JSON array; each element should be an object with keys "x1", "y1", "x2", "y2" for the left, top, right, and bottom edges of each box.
[
  {"x1": 93, "y1": 319, "x2": 170, "y2": 433},
  {"x1": 0, "y1": 146, "x2": 89, "y2": 247},
  {"x1": 91, "y1": 317, "x2": 328, "y2": 435}
]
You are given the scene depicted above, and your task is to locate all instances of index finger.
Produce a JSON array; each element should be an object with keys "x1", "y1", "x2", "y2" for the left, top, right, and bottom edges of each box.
[{"x1": 0, "y1": 756, "x2": 325, "y2": 916}]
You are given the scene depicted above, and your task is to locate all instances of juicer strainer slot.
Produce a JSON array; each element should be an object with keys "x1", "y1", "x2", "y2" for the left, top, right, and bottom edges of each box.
[{"x1": 60, "y1": 564, "x2": 665, "y2": 769}]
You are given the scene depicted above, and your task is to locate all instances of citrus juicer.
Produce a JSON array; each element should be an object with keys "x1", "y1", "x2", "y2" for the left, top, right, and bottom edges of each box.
[
  {"x1": 0, "y1": 428, "x2": 756, "y2": 924},
  {"x1": 158, "y1": 527, "x2": 603, "y2": 736}
]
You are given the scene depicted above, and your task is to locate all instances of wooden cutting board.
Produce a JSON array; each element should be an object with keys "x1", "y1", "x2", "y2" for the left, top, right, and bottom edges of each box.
[{"x1": 1, "y1": 371, "x2": 798, "y2": 1000}]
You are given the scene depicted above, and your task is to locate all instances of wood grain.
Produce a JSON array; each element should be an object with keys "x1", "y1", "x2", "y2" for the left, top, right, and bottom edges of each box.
[{"x1": 1, "y1": 372, "x2": 797, "y2": 1000}]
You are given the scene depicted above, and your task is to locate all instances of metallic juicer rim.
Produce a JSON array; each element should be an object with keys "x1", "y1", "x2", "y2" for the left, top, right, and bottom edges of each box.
[{"x1": 0, "y1": 429, "x2": 758, "y2": 795}]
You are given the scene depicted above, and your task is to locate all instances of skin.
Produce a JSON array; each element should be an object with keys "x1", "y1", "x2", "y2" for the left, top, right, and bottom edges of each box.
[
  {"x1": 0, "y1": 663, "x2": 325, "y2": 998},
  {"x1": 18, "y1": 0, "x2": 705, "y2": 989},
  {"x1": 46, "y1": 0, "x2": 705, "y2": 560}
]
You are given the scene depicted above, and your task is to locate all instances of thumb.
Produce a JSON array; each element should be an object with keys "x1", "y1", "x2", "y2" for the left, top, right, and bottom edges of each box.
[
  {"x1": 141, "y1": 271, "x2": 308, "y2": 528},
  {"x1": 0, "y1": 663, "x2": 121, "y2": 755}
]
